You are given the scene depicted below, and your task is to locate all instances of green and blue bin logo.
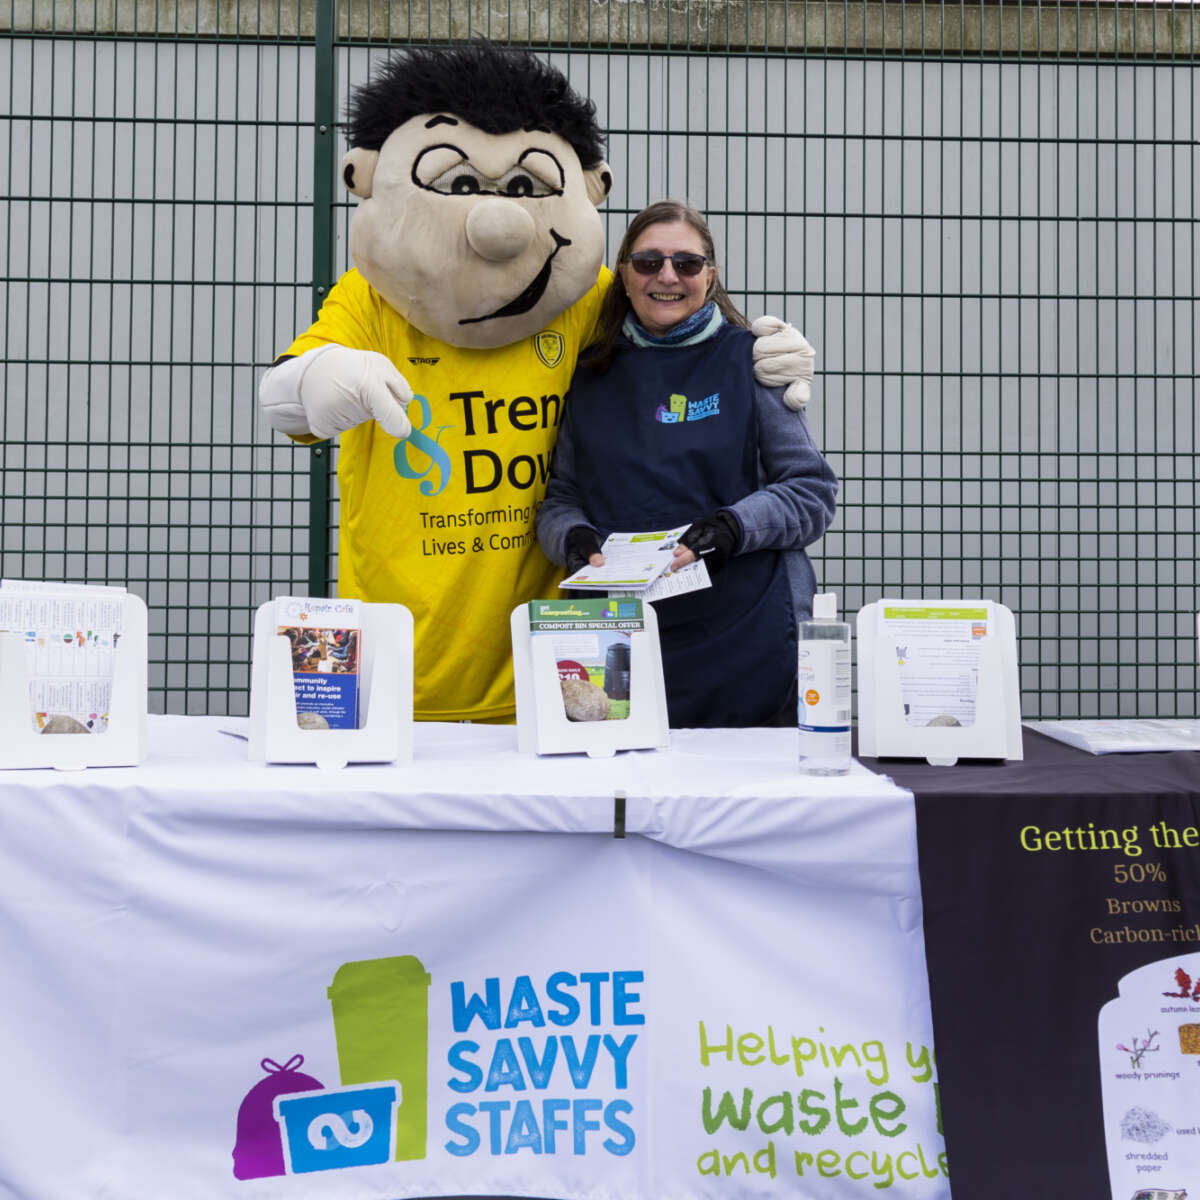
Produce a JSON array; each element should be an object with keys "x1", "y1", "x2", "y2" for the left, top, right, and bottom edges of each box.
[{"x1": 233, "y1": 955, "x2": 431, "y2": 1179}]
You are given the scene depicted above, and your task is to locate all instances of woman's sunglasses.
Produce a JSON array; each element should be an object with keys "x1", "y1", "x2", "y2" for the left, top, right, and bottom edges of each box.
[{"x1": 625, "y1": 251, "x2": 711, "y2": 277}]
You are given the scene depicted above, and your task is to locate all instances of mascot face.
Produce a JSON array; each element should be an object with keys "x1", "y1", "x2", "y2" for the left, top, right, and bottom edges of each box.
[{"x1": 344, "y1": 114, "x2": 610, "y2": 350}]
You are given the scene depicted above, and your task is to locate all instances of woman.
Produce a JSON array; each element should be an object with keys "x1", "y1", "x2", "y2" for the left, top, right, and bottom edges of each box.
[{"x1": 536, "y1": 200, "x2": 838, "y2": 728}]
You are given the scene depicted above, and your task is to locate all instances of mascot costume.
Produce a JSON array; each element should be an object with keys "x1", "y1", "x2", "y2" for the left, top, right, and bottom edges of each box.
[{"x1": 260, "y1": 41, "x2": 815, "y2": 722}]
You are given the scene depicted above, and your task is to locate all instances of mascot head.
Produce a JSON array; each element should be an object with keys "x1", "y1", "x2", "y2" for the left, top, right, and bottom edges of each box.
[{"x1": 341, "y1": 41, "x2": 613, "y2": 350}]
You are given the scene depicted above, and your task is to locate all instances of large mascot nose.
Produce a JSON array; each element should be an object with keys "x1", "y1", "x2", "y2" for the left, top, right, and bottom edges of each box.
[{"x1": 464, "y1": 199, "x2": 536, "y2": 262}]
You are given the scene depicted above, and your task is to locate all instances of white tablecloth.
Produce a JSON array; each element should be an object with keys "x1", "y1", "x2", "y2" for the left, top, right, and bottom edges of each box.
[{"x1": 0, "y1": 718, "x2": 947, "y2": 1200}]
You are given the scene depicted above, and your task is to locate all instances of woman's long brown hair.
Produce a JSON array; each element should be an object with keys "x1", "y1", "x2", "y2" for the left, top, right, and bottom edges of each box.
[{"x1": 581, "y1": 199, "x2": 749, "y2": 374}]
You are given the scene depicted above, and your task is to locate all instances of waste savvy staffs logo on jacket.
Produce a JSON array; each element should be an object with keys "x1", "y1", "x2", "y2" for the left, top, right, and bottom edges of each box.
[
  {"x1": 654, "y1": 391, "x2": 721, "y2": 424},
  {"x1": 231, "y1": 955, "x2": 645, "y2": 1179}
]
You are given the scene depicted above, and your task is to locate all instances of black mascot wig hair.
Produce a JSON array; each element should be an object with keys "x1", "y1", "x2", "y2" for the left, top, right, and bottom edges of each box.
[{"x1": 346, "y1": 40, "x2": 606, "y2": 168}]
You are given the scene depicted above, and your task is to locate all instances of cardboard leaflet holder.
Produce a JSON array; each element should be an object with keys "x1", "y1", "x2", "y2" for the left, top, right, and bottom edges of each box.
[
  {"x1": 248, "y1": 600, "x2": 413, "y2": 770},
  {"x1": 511, "y1": 598, "x2": 670, "y2": 757},
  {"x1": 856, "y1": 598, "x2": 1023, "y2": 765},
  {"x1": 0, "y1": 591, "x2": 148, "y2": 770}
]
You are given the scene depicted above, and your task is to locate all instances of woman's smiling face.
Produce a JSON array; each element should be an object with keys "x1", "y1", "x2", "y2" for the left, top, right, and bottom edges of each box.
[{"x1": 618, "y1": 220, "x2": 717, "y2": 336}]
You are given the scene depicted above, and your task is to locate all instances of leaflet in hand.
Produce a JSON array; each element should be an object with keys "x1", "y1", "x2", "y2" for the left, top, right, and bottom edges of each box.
[
  {"x1": 560, "y1": 525, "x2": 711, "y2": 599},
  {"x1": 0, "y1": 578, "x2": 126, "y2": 733},
  {"x1": 275, "y1": 596, "x2": 362, "y2": 729}
]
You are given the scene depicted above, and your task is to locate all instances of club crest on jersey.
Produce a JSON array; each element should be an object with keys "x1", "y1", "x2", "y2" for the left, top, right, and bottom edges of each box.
[{"x1": 533, "y1": 331, "x2": 565, "y2": 369}]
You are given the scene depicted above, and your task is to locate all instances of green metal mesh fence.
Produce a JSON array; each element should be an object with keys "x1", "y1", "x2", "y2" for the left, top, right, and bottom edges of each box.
[{"x1": 2, "y1": 1, "x2": 1196, "y2": 719}]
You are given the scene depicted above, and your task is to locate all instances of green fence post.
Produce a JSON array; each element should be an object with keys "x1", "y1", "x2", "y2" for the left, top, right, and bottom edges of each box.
[{"x1": 308, "y1": 0, "x2": 338, "y2": 597}]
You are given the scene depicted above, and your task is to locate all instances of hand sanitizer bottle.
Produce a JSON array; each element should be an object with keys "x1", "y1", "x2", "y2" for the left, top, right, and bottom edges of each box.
[{"x1": 798, "y1": 593, "x2": 852, "y2": 775}]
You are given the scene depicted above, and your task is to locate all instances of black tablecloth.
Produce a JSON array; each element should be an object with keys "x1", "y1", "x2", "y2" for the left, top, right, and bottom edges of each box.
[
  {"x1": 860, "y1": 727, "x2": 1200, "y2": 1197},
  {"x1": 861, "y1": 724, "x2": 1200, "y2": 797}
]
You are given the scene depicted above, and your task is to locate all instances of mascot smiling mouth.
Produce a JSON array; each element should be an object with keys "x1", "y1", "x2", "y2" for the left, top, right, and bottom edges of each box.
[{"x1": 459, "y1": 229, "x2": 571, "y2": 326}]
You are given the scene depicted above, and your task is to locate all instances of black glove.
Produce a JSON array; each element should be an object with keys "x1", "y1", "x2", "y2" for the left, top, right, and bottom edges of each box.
[
  {"x1": 678, "y1": 511, "x2": 740, "y2": 575},
  {"x1": 564, "y1": 525, "x2": 603, "y2": 574}
]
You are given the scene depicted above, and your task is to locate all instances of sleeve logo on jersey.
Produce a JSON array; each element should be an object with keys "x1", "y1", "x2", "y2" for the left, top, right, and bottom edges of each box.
[{"x1": 534, "y1": 331, "x2": 565, "y2": 369}]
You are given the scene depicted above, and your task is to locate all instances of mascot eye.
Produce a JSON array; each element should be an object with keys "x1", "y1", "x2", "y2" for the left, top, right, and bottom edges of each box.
[
  {"x1": 515, "y1": 149, "x2": 566, "y2": 192},
  {"x1": 427, "y1": 160, "x2": 489, "y2": 195},
  {"x1": 413, "y1": 144, "x2": 468, "y2": 188},
  {"x1": 497, "y1": 167, "x2": 556, "y2": 198}
]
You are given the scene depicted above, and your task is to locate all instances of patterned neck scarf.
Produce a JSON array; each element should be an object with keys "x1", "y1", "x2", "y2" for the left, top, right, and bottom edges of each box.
[{"x1": 622, "y1": 300, "x2": 723, "y2": 348}]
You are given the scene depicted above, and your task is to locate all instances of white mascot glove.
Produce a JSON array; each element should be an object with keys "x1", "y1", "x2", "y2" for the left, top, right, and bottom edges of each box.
[
  {"x1": 259, "y1": 344, "x2": 413, "y2": 441},
  {"x1": 750, "y1": 316, "x2": 816, "y2": 412}
]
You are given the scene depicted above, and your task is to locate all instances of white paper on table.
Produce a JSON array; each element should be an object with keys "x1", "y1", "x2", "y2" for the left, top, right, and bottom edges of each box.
[
  {"x1": 560, "y1": 524, "x2": 691, "y2": 590},
  {"x1": 1027, "y1": 719, "x2": 1200, "y2": 755}
]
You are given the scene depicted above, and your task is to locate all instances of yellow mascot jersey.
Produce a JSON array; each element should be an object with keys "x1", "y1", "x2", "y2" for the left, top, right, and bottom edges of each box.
[{"x1": 283, "y1": 266, "x2": 611, "y2": 722}]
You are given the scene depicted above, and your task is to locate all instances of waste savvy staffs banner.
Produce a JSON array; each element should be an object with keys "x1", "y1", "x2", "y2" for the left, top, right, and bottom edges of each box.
[
  {"x1": 0, "y1": 749, "x2": 947, "y2": 1200},
  {"x1": 912, "y1": 744, "x2": 1200, "y2": 1200}
]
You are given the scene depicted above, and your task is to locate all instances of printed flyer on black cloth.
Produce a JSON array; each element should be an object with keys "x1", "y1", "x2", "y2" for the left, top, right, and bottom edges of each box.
[{"x1": 907, "y1": 736, "x2": 1200, "y2": 1200}]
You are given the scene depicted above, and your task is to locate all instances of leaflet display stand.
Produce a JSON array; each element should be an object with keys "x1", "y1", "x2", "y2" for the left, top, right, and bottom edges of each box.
[
  {"x1": 248, "y1": 600, "x2": 413, "y2": 770},
  {"x1": 510, "y1": 602, "x2": 670, "y2": 758},
  {"x1": 0, "y1": 591, "x2": 148, "y2": 771},
  {"x1": 856, "y1": 598, "x2": 1023, "y2": 765}
]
